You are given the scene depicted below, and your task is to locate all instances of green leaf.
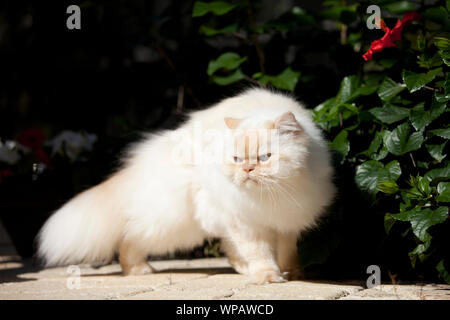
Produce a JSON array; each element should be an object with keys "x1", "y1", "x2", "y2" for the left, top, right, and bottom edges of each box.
[
  {"x1": 369, "y1": 104, "x2": 410, "y2": 124},
  {"x1": 426, "y1": 141, "x2": 447, "y2": 162},
  {"x1": 324, "y1": 103, "x2": 358, "y2": 122},
  {"x1": 312, "y1": 97, "x2": 336, "y2": 130},
  {"x1": 430, "y1": 98, "x2": 447, "y2": 120},
  {"x1": 355, "y1": 85, "x2": 378, "y2": 96},
  {"x1": 384, "y1": 123, "x2": 424, "y2": 156},
  {"x1": 439, "y1": 49, "x2": 450, "y2": 66},
  {"x1": 362, "y1": 131, "x2": 389, "y2": 160},
  {"x1": 436, "y1": 260, "x2": 450, "y2": 284},
  {"x1": 252, "y1": 72, "x2": 263, "y2": 79},
  {"x1": 211, "y1": 68, "x2": 246, "y2": 85},
  {"x1": 207, "y1": 52, "x2": 247, "y2": 76},
  {"x1": 444, "y1": 73, "x2": 450, "y2": 98},
  {"x1": 424, "y1": 166, "x2": 450, "y2": 182},
  {"x1": 199, "y1": 23, "x2": 238, "y2": 36},
  {"x1": 404, "y1": 176, "x2": 432, "y2": 200},
  {"x1": 435, "y1": 92, "x2": 450, "y2": 102},
  {"x1": 417, "y1": 33, "x2": 426, "y2": 52},
  {"x1": 384, "y1": 213, "x2": 396, "y2": 234},
  {"x1": 410, "y1": 241, "x2": 431, "y2": 256},
  {"x1": 437, "y1": 182, "x2": 450, "y2": 202},
  {"x1": 429, "y1": 128, "x2": 450, "y2": 139},
  {"x1": 341, "y1": 103, "x2": 360, "y2": 114},
  {"x1": 417, "y1": 176, "x2": 432, "y2": 197},
  {"x1": 392, "y1": 207, "x2": 448, "y2": 242},
  {"x1": 434, "y1": 37, "x2": 450, "y2": 50},
  {"x1": 257, "y1": 67, "x2": 301, "y2": 91},
  {"x1": 336, "y1": 75, "x2": 360, "y2": 104},
  {"x1": 417, "y1": 161, "x2": 429, "y2": 169},
  {"x1": 378, "y1": 58, "x2": 398, "y2": 69},
  {"x1": 378, "y1": 180, "x2": 399, "y2": 194},
  {"x1": 261, "y1": 6, "x2": 315, "y2": 32},
  {"x1": 409, "y1": 241, "x2": 431, "y2": 268},
  {"x1": 409, "y1": 103, "x2": 432, "y2": 131},
  {"x1": 423, "y1": 7, "x2": 450, "y2": 26},
  {"x1": 320, "y1": 5, "x2": 357, "y2": 23},
  {"x1": 329, "y1": 130, "x2": 350, "y2": 161},
  {"x1": 355, "y1": 160, "x2": 402, "y2": 197},
  {"x1": 402, "y1": 68, "x2": 442, "y2": 93},
  {"x1": 417, "y1": 52, "x2": 443, "y2": 69},
  {"x1": 377, "y1": 77, "x2": 406, "y2": 101},
  {"x1": 192, "y1": 1, "x2": 237, "y2": 17},
  {"x1": 385, "y1": 1, "x2": 416, "y2": 14}
]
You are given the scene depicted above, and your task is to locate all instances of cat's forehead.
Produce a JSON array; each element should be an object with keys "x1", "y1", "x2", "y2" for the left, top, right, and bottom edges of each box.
[
  {"x1": 231, "y1": 127, "x2": 274, "y2": 155},
  {"x1": 233, "y1": 127, "x2": 273, "y2": 142},
  {"x1": 237, "y1": 119, "x2": 275, "y2": 130}
]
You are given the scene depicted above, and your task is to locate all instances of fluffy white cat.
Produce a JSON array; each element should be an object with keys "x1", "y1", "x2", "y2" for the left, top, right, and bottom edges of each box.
[{"x1": 37, "y1": 88, "x2": 336, "y2": 284}]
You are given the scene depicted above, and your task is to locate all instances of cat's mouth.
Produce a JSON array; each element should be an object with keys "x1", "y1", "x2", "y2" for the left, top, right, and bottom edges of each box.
[{"x1": 243, "y1": 176, "x2": 258, "y2": 185}]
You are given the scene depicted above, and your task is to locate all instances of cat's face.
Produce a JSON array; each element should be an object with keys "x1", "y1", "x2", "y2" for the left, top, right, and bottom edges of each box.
[{"x1": 223, "y1": 112, "x2": 309, "y2": 189}]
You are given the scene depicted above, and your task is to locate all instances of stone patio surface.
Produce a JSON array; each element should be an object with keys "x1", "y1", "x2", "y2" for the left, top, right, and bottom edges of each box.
[
  {"x1": 1, "y1": 254, "x2": 449, "y2": 300},
  {"x1": 1, "y1": 221, "x2": 449, "y2": 300}
]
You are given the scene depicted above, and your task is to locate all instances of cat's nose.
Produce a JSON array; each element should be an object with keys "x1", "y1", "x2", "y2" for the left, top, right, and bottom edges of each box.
[{"x1": 243, "y1": 167, "x2": 254, "y2": 173}]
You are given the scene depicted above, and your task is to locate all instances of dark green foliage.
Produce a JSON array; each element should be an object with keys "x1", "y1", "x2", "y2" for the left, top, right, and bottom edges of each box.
[
  {"x1": 307, "y1": 3, "x2": 450, "y2": 284},
  {"x1": 193, "y1": 0, "x2": 449, "y2": 283}
]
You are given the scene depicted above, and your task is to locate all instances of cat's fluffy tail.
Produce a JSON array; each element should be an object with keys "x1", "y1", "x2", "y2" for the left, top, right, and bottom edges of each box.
[{"x1": 36, "y1": 178, "x2": 125, "y2": 267}]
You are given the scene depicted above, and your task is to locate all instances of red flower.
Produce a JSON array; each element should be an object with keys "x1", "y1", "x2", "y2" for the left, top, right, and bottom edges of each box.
[
  {"x1": 18, "y1": 127, "x2": 46, "y2": 150},
  {"x1": 0, "y1": 169, "x2": 13, "y2": 184},
  {"x1": 363, "y1": 12, "x2": 421, "y2": 61},
  {"x1": 34, "y1": 149, "x2": 52, "y2": 167},
  {"x1": 17, "y1": 127, "x2": 52, "y2": 167}
]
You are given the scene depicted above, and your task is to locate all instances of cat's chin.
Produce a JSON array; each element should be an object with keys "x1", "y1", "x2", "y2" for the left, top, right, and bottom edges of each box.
[
  {"x1": 232, "y1": 178, "x2": 258, "y2": 189},
  {"x1": 242, "y1": 177, "x2": 258, "y2": 188}
]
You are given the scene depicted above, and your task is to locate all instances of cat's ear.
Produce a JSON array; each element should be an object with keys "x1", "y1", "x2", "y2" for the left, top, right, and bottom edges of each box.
[
  {"x1": 274, "y1": 112, "x2": 302, "y2": 134},
  {"x1": 224, "y1": 117, "x2": 242, "y2": 130}
]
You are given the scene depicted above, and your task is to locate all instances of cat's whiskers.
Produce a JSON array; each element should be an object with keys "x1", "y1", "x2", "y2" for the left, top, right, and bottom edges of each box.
[
  {"x1": 274, "y1": 180, "x2": 303, "y2": 210},
  {"x1": 256, "y1": 175, "x2": 281, "y2": 215},
  {"x1": 259, "y1": 177, "x2": 276, "y2": 215},
  {"x1": 256, "y1": 174, "x2": 303, "y2": 211}
]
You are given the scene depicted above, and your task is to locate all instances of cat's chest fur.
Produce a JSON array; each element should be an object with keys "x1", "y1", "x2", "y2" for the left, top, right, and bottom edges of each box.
[{"x1": 192, "y1": 166, "x2": 317, "y2": 236}]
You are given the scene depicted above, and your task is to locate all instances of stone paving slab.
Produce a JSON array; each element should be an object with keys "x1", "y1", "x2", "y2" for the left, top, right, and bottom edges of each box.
[{"x1": 0, "y1": 255, "x2": 449, "y2": 300}]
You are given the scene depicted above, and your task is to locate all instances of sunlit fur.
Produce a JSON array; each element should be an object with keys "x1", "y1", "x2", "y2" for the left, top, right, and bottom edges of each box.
[{"x1": 37, "y1": 88, "x2": 336, "y2": 283}]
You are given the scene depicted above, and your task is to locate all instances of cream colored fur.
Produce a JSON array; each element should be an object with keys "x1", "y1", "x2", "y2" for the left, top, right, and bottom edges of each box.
[{"x1": 37, "y1": 88, "x2": 335, "y2": 283}]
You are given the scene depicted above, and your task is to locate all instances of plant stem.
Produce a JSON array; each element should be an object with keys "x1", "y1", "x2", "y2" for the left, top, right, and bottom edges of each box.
[
  {"x1": 423, "y1": 85, "x2": 439, "y2": 92},
  {"x1": 155, "y1": 44, "x2": 202, "y2": 108},
  {"x1": 244, "y1": 75, "x2": 264, "y2": 87},
  {"x1": 247, "y1": 4, "x2": 265, "y2": 74},
  {"x1": 409, "y1": 153, "x2": 416, "y2": 168}
]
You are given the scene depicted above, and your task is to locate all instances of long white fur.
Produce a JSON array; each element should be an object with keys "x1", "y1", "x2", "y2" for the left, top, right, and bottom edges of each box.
[{"x1": 37, "y1": 88, "x2": 336, "y2": 272}]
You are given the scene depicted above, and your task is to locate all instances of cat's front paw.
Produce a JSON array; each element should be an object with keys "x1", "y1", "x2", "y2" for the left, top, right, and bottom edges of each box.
[
  {"x1": 248, "y1": 269, "x2": 287, "y2": 285},
  {"x1": 281, "y1": 267, "x2": 304, "y2": 281},
  {"x1": 122, "y1": 262, "x2": 155, "y2": 276}
]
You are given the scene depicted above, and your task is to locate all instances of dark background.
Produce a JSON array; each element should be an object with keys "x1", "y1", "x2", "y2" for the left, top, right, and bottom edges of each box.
[{"x1": 1, "y1": 0, "x2": 359, "y2": 139}]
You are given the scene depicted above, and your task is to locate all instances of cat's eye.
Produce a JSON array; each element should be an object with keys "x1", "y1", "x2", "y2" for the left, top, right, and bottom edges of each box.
[
  {"x1": 233, "y1": 156, "x2": 244, "y2": 163},
  {"x1": 259, "y1": 153, "x2": 272, "y2": 162}
]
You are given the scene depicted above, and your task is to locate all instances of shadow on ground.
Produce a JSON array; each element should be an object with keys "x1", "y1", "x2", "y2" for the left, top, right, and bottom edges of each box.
[
  {"x1": 0, "y1": 257, "x2": 43, "y2": 284},
  {"x1": 80, "y1": 266, "x2": 236, "y2": 277}
]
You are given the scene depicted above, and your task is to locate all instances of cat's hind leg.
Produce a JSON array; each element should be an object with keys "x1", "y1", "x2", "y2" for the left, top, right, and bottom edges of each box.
[{"x1": 119, "y1": 239, "x2": 155, "y2": 276}]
